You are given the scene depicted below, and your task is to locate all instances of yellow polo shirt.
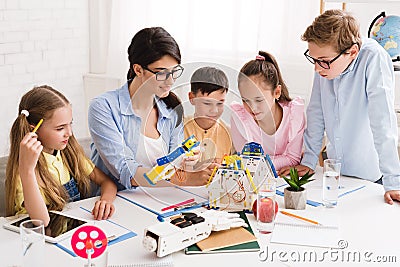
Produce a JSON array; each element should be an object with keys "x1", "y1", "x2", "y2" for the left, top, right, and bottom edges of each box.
[
  {"x1": 184, "y1": 116, "x2": 233, "y2": 163},
  {"x1": 15, "y1": 150, "x2": 94, "y2": 214}
]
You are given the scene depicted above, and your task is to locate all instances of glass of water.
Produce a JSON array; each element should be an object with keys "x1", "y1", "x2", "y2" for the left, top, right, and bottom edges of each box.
[
  {"x1": 322, "y1": 159, "x2": 341, "y2": 208},
  {"x1": 20, "y1": 219, "x2": 45, "y2": 267},
  {"x1": 256, "y1": 178, "x2": 277, "y2": 234}
]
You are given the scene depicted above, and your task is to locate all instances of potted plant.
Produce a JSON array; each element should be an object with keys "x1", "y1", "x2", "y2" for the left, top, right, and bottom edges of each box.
[{"x1": 281, "y1": 168, "x2": 315, "y2": 210}]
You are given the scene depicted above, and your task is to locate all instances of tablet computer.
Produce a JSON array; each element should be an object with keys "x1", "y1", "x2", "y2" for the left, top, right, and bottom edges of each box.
[{"x1": 3, "y1": 211, "x2": 88, "y2": 243}]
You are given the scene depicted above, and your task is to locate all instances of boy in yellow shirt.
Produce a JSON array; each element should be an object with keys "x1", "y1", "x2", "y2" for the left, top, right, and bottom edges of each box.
[{"x1": 184, "y1": 67, "x2": 233, "y2": 165}]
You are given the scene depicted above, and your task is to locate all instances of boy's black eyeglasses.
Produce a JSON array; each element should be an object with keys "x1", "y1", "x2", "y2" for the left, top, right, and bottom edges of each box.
[
  {"x1": 142, "y1": 65, "x2": 184, "y2": 81},
  {"x1": 304, "y1": 44, "x2": 356, "y2": 69}
]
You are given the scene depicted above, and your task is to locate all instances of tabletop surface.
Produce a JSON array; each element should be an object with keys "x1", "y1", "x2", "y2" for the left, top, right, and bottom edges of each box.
[{"x1": 2, "y1": 167, "x2": 400, "y2": 267}]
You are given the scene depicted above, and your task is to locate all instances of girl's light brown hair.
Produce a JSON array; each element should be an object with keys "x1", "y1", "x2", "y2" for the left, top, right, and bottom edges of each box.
[
  {"x1": 238, "y1": 51, "x2": 291, "y2": 102},
  {"x1": 302, "y1": 9, "x2": 362, "y2": 52},
  {"x1": 5, "y1": 85, "x2": 91, "y2": 216}
]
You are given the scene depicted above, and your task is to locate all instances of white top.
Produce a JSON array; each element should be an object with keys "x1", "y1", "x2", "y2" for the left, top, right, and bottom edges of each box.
[{"x1": 136, "y1": 134, "x2": 168, "y2": 168}]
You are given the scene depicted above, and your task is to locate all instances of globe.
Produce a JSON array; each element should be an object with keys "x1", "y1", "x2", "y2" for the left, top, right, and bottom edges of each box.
[{"x1": 370, "y1": 14, "x2": 400, "y2": 60}]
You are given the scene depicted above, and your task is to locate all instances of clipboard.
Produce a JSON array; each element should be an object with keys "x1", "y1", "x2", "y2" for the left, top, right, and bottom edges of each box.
[
  {"x1": 54, "y1": 207, "x2": 137, "y2": 257},
  {"x1": 117, "y1": 186, "x2": 209, "y2": 221}
]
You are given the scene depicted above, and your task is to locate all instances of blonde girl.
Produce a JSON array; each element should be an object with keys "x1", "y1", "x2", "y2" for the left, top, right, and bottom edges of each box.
[{"x1": 5, "y1": 85, "x2": 117, "y2": 226}]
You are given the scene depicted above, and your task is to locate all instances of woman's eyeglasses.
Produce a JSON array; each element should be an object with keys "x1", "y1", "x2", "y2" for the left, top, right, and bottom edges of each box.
[
  {"x1": 304, "y1": 44, "x2": 356, "y2": 69},
  {"x1": 143, "y1": 65, "x2": 184, "y2": 81}
]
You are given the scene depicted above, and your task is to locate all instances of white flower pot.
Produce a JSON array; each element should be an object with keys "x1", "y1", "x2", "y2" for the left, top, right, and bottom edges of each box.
[{"x1": 284, "y1": 187, "x2": 307, "y2": 210}]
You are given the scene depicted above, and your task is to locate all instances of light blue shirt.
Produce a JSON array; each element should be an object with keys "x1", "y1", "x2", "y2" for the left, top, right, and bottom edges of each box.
[
  {"x1": 302, "y1": 38, "x2": 400, "y2": 191},
  {"x1": 88, "y1": 82, "x2": 183, "y2": 190}
]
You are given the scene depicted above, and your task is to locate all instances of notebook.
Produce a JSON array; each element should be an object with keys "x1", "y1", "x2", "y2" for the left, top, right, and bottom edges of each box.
[
  {"x1": 270, "y1": 209, "x2": 340, "y2": 248},
  {"x1": 64, "y1": 199, "x2": 172, "y2": 267},
  {"x1": 117, "y1": 185, "x2": 209, "y2": 221},
  {"x1": 55, "y1": 206, "x2": 136, "y2": 257},
  {"x1": 185, "y1": 211, "x2": 260, "y2": 254}
]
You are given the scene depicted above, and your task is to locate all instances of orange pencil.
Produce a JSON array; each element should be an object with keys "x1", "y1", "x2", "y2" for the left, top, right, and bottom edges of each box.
[
  {"x1": 280, "y1": 210, "x2": 321, "y2": 225},
  {"x1": 32, "y1": 119, "x2": 43, "y2": 133}
]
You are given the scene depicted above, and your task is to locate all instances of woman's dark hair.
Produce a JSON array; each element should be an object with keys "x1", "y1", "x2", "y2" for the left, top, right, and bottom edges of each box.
[
  {"x1": 238, "y1": 51, "x2": 291, "y2": 102},
  {"x1": 127, "y1": 27, "x2": 183, "y2": 125}
]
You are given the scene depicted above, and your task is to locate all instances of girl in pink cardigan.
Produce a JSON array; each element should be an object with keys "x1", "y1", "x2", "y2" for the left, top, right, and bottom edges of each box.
[{"x1": 230, "y1": 51, "x2": 306, "y2": 174}]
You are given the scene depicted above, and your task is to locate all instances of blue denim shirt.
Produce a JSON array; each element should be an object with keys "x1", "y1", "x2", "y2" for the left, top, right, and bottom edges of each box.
[
  {"x1": 301, "y1": 38, "x2": 400, "y2": 191},
  {"x1": 88, "y1": 82, "x2": 183, "y2": 190}
]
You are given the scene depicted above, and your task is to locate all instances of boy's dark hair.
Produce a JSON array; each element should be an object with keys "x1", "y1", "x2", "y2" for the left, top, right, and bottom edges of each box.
[{"x1": 190, "y1": 67, "x2": 229, "y2": 95}]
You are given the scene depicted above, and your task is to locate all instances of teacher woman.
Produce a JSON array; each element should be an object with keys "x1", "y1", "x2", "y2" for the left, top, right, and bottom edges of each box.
[{"x1": 88, "y1": 27, "x2": 215, "y2": 190}]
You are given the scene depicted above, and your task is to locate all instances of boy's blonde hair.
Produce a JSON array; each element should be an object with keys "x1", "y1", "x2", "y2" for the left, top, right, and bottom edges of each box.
[
  {"x1": 302, "y1": 9, "x2": 362, "y2": 52},
  {"x1": 5, "y1": 85, "x2": 91, "y2": 216}
]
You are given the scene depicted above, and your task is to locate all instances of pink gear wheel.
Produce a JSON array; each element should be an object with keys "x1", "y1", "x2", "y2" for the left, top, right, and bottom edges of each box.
[{"x1": 71, "y1": 225, "x2": 107, "y2": 259}]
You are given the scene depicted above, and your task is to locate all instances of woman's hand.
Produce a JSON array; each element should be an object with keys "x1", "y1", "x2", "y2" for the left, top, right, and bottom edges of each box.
[{"x1": 92, "y1": 199, "x2": 115, "y2": 220}]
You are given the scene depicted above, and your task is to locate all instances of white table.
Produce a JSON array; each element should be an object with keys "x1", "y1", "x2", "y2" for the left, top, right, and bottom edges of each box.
[{"x1": 2, "y1": 168, "x2": 400, "y2": 267}]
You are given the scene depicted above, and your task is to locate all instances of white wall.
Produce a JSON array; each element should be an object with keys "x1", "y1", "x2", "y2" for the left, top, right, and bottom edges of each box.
[
  {"x1": 1, "y1": 0, "x2": 399, "y2": 157},
  {"x1": 0, "y1": 0, "x2": 89, "y2": 156},
  {"x1": 100, "y1": 1, "x2": 400, "y2": 108}
]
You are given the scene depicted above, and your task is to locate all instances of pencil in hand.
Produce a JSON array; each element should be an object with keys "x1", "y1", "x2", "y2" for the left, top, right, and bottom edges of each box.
[{"x1": 32, "y1": 119, "x2": 43, "y2": 133}]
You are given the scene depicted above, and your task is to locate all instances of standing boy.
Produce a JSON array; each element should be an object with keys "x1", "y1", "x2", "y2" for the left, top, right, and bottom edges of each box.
[
  {"x1": 281, "y1": 10, "x2": 400, "y2": 204},
  {"x1": 184, "y1": 67, "x2": 233, "y2": 165}
]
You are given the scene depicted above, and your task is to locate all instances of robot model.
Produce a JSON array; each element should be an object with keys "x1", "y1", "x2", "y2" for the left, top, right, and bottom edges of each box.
[
  {"x1": 143, "y1": 210, "x2": 247, "y2": 257},
  {"x1": 144, "y1": 135, "x2": 200, "y2": 185},
  {"x1": 207, "y1": 142, "x2": 278, "y2": 211}
]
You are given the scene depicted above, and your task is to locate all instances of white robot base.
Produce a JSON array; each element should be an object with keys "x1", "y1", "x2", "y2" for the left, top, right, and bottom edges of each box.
[{"x1": 143, "y1": 213, "x2": 212, "y2": 257}]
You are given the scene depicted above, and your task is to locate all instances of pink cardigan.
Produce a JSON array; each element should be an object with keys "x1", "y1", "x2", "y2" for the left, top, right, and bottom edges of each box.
[{"x1": 230, "y1": 97, "x2": 306, "y2": 171}]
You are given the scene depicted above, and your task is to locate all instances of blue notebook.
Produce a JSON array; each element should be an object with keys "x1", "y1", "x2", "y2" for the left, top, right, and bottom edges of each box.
[{"x1": 117, "y1": 186, "x2": 209, "y2": 221}]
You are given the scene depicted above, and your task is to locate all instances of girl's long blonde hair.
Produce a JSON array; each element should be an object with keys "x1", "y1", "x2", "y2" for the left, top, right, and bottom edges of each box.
[{"x1": 5, "y1": 85, "x2": 91, "y2": 216}]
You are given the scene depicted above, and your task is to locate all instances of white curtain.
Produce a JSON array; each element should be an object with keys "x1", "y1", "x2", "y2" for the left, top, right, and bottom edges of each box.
[
  {"x1": 91, "y1": 0, "x2": 396, "y2": 103},
  {"x1": 106, "y1": 0, "x2": 320, "y2": 83}
]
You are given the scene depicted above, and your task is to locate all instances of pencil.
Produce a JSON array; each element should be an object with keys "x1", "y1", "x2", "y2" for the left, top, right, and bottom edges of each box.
[
  {"x1": 280, "y1": 210, "x2": 320, "y2": 225},
  {"x1": 161, "y1": 198, "x2": 195, "y2": 212},
  {"x1": 32, "y1": 119, "x2": 43, "y2": 133}
]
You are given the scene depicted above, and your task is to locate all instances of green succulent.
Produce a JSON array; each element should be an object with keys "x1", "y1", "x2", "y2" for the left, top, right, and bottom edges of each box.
[{"x1": 281, "y1": 168, "x2": 315, "y2": 192}]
